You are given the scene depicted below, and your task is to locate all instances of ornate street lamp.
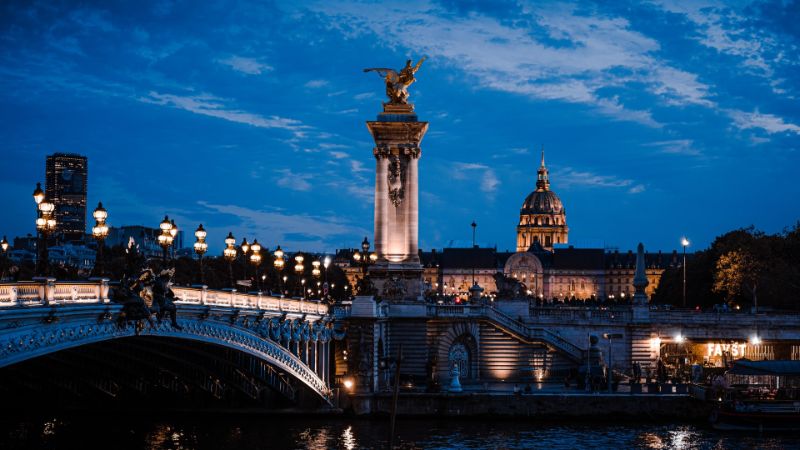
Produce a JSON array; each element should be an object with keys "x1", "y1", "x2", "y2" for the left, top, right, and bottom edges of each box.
[
  {"x1": 352, "y1": 236, "x2": 377, "y2": 275},
  {"x1": 36, "y1": 197, "x2": 56, "y2": 276},
  {"x1": 91, "y1": 202, "x2": 109, "y2": 276},
  {"x1": 169, "y1": 219, "x2": 179, "y2": 259},
  {"x1": 240, "y1": 237, "x2": 250, "y2": 281},
  {"x1": 0, "y1": 235, "x2": 8, "y2": 281},
  {"x1": 223, "y1": 232, "x2": 237, "y2": 288},
  {"x1": 273, "y1": 245, "x2": 285, "y2": 297},
  {"x1": 158, "y1": 215, "x2": 174, "y2": 261},
  {"x1": 294, "y1": 254, "x2": 305, "y2": 298},
  {"x1": 194, "y1": 224, "x2": 208, "y2": 285},
  {"x1": 312, "y1": 260, "x2": 322, "y2": 299},
  {"x1": 323, "y1": 255, "x2": 331, "y2": 300},
  {"x1": 681, "y1": 237, "x2": 690, "y2": 308},
  {"x1": 32, "y1": 182, "x2": 45, "y2": 206},
  {"x1": 249, "y1": 239, "x2": 262, "y2": 291},
  {"x1": 32, "y1": 183, "x2": 44, "y2": 276}
]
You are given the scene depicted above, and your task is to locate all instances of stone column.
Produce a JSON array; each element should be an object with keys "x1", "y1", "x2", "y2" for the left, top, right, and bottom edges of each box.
[{"x1": 365, "y1": 103, "x2": 428, "y2": 301}]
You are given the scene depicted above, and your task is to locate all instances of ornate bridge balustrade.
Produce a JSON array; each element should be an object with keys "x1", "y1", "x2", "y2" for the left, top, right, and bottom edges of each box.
[{"x1": 0, "y1": 280, "x2": 337, "y2": 405}]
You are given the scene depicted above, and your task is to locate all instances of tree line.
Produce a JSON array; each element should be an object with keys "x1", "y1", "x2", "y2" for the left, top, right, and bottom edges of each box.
[{"x1": 653, "y1": 222, "x2": 800, "y2": 310}]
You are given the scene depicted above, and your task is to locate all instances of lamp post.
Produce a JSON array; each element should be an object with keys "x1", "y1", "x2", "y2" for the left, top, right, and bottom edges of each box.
[
  {"x1": 273, "y1": 245, "x2": 285, "y2": 297},
  {"x1": 249, "y1": 239, "x2": 262, "y2": 292},
  {"x1": 294, "y1": 254, "x2": 305, "y2": 298},
  {"x1": 353, "y1": 237, "x2": 377, "y2": 275},
  {"x1": 681, "y1": 237, "x2": 689, "y2": 308},
  {"x1": 32, "y1": 183, "x2": 44, "y2": 273},
  {"x1": 158, "y1": 216, "x2": 174, "y2": 261},
  {"x1": 323, "y1": 255, "x2": 331, "y2": 300},
  {"x1": 169, "y1": 219, "x2": 178, "y2": 259},
  {"x1": 0, "y1": 236, "x2": 8, "y2": 280},
  {"x1": 240, "y1": 238, "x2": 250, "y2": 284},
  {"x1": 91, "y1": 202, "x2": 109, "y2": 276},
  {"x1": 194, "y1": 224, "x2": 208, "y2": 285},
  {"x1": 312, "y1": 259, "x2": 322, "y2": 299},
  {"x1": 36, "y1": 197, "x2": 56, "y2": 276},
  {"x1": 223, "y1": 232, "x2": 237, "y2": 288}
]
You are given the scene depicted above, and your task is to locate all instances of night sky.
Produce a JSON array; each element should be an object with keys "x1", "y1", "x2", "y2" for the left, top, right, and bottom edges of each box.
[{"x1": 1, "y1": 1, "x2": 798, "y2": 254}]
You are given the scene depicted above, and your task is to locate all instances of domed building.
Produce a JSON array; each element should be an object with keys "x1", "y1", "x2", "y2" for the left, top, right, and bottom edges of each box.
[{"x1": 516, "y1": 152, "x2": 568, "y2": 252}]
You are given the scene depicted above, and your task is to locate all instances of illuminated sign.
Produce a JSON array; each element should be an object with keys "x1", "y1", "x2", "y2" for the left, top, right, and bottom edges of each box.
[{"x1": 706, "y1": 342, "x2": 746, "y2": 358}]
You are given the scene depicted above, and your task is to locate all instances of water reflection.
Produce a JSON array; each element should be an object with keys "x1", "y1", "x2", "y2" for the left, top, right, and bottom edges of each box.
[
  {"x1": 342, "y1": 425, "x2": 356, "y2": 450},
  {"x1": 3, "y1": 415, "x2": 800, "y2": 449}
]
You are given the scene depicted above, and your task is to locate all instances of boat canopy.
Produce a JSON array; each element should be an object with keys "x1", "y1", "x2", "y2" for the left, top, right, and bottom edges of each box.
[{"x1": 728, "y1": 359, "x2": 800, "y2": 376}]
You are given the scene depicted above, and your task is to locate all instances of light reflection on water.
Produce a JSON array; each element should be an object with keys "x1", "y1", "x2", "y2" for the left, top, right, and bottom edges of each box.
[{"x1": 3, "y1": 415, "x2": 800, "y2": 450}]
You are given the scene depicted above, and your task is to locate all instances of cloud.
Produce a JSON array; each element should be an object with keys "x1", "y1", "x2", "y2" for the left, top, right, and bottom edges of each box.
[
  {"x1": 349, "y1": 160, "x2": 369, "y2": 173},
  {"x1": 354, "y1": 92, "x2": 375, "y2": 101},
  {"x1": 140, "y1": 92, "x2": 310, "y2": 137},
  {"x1": 643, "y1": 139, "x2": 701, "y2": 155},
  {"x1": 306, "y1": 1, "x2": 717, "y2": 126},
  {"x1": 553, "y1": 167, "x2": 634, "y2": 189},
  {"x1": 727, "y1": 109, "x2": 800, "y2": 135},
  {"x1": 217, "y1": 55, "x2": 272, "y2": 75},
  {"x1": 628, "y1": 184, "x2": 646, "y2": 194},
  {"x1": 330, "y1": 151, "x2": 350, "y2": 159},
  {"x1": 275, "y1": 169, "x2": 312, "y2": 191},
  {"x1": 452, "y1": 162, "x2": 500, "y2": 195},
  {"x1": 650, "y1": 1, "x2": 784, "y2": 78},
  {"x1": 197, "y1": 201, "x2": 368, "y2": 251},
  {"x1": 305, "y1": 79, "x2": 329, "y2": 88}
]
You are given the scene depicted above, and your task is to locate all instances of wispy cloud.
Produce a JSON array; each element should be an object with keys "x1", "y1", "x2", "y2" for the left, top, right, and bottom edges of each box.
[
  {"x1": 553, "y1": 167, "x2": 635, "y2": 190},
  {"x1": 275, "y1": 168, "x2": 313, "y2": 191},
  {"x1": 643, "y1": 139, "x2": 701, "y2": 155},
  {"x1": 452, "y1": 162, "x2": 500, "y2": 195},
  {"x1": 727, "y1": 109, "x2": 800, "y2": 135},
  {"x1": 197, "y1": 201, "x2": 368, "y2": 251},
  {"x1": 307, "y1": 1, "x2": 718, "y2": 126},
  {"x1": 140, "y1": 91, "x2": 310, "y2": 137},
  {"x1": 651, "y1": 1, "x2": 785, "y2": 79},
  {"x1": 217, "y1": 55, "x2": 272, "y2": 75},
  {"x1": 305, "y1": 79, "x2": 329, "y2": 88},
  {"x1": 628, "y1": 184, "x2": 646, "y2": 194}
]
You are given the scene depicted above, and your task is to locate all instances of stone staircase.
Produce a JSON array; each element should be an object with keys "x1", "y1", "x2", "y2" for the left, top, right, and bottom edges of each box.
[{"x1": 429, "y1": 304, "x2": 585, "y2": 362}]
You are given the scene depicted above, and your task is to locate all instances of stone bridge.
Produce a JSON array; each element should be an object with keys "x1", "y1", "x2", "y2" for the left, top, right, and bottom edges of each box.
[{"x1": 0, "y1": 279, "x2": 336, "y2": 407}]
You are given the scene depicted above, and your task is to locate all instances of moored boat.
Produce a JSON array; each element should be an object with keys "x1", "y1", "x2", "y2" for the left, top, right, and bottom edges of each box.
[{"x1": 710, "y1": 360, "x2": 800, "y2": 431}]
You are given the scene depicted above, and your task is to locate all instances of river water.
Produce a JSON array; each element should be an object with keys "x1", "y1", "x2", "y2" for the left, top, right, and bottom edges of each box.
[{"x1": 2, "y1": 414, "x2": 799, "y2": 449}]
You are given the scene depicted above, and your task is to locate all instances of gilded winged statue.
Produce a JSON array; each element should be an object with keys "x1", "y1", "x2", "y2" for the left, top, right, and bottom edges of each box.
[{"x1": 363, "y1": 57, "x2": 426, "y2": 105}]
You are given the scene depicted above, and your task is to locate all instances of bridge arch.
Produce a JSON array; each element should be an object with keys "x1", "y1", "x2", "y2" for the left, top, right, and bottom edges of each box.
[{"x1": 0, "y1": 317, "x2": 332, "y2": 404}]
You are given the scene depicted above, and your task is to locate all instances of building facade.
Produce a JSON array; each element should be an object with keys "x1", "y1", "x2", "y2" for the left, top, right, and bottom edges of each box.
[{"x1": 45, "y1": 153, "x2": 88, "y2": 242}]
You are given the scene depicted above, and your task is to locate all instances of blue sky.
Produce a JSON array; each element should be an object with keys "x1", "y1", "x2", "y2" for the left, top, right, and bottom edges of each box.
[{"x1": 1, "y1": 0, "x2": 798, "y2": 254}]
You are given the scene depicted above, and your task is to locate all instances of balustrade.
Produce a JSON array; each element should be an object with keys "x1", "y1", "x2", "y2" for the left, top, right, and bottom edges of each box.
[{"x1": 0, "y1": 281, "x2": 328, "y2": 316}]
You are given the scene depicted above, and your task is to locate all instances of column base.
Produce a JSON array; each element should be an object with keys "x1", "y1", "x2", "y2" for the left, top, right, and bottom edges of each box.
[{"x1": 368, "y1": 262, "x2": 424, "y2": 302}]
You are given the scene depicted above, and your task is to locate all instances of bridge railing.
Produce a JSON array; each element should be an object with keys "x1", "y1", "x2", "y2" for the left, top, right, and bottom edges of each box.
[
  {"x1": 0, "y1": 281, "x2": 328, "y2": 316},
  {"x1": 0, "y1": 278, "x2": 110, "y2": 307},
  {"x1": 528, "y1": 306, "x2": 633, "y2": 323},
  {"x1": 170, "y1": 286, "x2": 328, "y2": 316}
]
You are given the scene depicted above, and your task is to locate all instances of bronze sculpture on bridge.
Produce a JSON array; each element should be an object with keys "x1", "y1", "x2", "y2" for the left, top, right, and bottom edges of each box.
[{"x1": 364, "y1": 56, "x2": 426, "y2": 105}]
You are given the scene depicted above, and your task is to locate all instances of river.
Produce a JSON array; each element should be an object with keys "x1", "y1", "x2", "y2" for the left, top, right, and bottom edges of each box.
[{"x1": 1, "y1": 414, "x2": 798, "y2": 449}]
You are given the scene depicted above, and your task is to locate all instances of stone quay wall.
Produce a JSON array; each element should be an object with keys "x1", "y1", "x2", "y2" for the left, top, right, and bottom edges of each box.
[{"x1": 346, "y1": 392, "x2": 711, "y2": 420}]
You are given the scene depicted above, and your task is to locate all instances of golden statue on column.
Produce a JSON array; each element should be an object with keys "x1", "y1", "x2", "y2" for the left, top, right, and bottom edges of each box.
[{"x1": 363, "y1": 57, "x2": 426, "y2": 105}]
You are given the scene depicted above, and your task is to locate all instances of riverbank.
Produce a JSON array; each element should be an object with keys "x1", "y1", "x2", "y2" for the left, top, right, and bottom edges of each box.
[{"x1": 344, "y1": 392, "x2": 713, "y2": 420}]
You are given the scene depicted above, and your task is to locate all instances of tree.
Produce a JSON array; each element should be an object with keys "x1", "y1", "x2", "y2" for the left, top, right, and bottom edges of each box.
[{"x1": 713, "y1": 249, "x2": 761, "y2": 311}]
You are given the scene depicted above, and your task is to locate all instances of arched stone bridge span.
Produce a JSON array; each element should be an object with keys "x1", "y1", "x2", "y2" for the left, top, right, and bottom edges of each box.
[{"x1": 0, "y1": 280, "x2": 337, "y2": 405}]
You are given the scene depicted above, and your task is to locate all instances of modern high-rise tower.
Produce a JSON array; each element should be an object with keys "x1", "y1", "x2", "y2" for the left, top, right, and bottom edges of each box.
[{"x1": 45, "y1": 153, "x2": 88, "y2": 241}]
